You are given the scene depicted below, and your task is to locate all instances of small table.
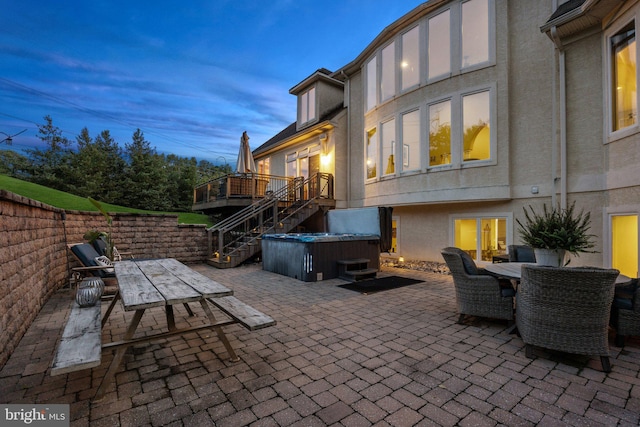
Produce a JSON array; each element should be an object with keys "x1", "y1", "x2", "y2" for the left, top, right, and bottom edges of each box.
[{"x1": 96, "y1": 258, "x2": 235, "y2": 400}]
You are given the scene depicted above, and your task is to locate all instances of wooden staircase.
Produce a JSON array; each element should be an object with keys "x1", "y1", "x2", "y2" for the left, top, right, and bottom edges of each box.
[{"x1": 206, "y1": 173, "x2": 335, "y2": 269}]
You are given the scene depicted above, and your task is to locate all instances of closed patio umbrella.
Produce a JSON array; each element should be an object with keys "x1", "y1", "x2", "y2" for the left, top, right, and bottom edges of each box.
[{"x1": 236, "y1": 131, "x2": 256, "y2": 173}]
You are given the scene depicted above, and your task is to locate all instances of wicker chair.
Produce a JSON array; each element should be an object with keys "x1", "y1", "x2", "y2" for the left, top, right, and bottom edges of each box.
[
  {"x1": 611, "y1": 278, "x2": 640, "y2": 347},
  {"x1": 441, "y1": 248, "x2": 514, "y2": 324},
  {"x1": 516, "y1": 265, "x2": 619, "y2": 372}
]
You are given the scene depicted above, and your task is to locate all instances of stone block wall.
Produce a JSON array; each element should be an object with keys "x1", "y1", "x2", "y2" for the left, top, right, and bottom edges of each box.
[{"x1": 0, "y1": 190, "x2": 209, "y2": 369}]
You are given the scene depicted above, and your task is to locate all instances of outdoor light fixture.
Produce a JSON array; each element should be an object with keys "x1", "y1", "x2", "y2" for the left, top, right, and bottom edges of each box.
[
  {"x1": 319, "y1": 133, "x2": 328, "y2": 154},
  {"x1": 0, "y1": 129, "x2": 27, "y2": 145},
  {"x1": 320, "y1": 133, "x2": 331, "y2": 166}
]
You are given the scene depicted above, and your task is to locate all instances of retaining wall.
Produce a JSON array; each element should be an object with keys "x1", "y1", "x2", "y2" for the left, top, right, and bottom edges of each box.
[{"x1": 0, "y1": 190, "x2": 209, "y2": 369}]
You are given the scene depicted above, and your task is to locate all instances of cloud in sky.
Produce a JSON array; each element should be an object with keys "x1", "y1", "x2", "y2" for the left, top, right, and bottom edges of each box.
[{"x1": 1, "y1": 0, "x2": 422, "y2": 164}]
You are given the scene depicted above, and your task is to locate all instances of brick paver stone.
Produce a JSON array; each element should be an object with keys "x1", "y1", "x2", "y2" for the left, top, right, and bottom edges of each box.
[{"x1": 0, "y1": 264, "x2": 637, "y2": 426}]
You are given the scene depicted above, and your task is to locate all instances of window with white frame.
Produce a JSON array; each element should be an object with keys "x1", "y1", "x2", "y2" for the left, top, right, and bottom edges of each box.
[
  {"x1": 381, "y1": 42, "x2": 396, "y2": 102},
  {"x1": 609, "y1": 20, "x2": 637, "y2": 133},
  {"x1": 402, "y1": 26, "x2": 420, "y2": 90},
  {"x1": 381, "y1": 119, "x2": 396, "y2": 176},
  {"x1": 427, "y1": 87, "x2": 493, "y2": 167},
  {"x1": 454, "y1": 216, "x2": 509, "y2": 262},
  {"x1": 462, "y1": 90, "x2": 491, "y2": 161},
  {"x1": 366, "y1": 127, "x2": 378, "y2": 179},
  {"x1": 461, "y1": 0, "x2": 490, "y2": 69},
  {"x1": 366, "y1": 57, "x2": 377, "y2": 111},
  {"x1": 286, "y1": 153, "x2": 297, "y2": 177},
  {"x1": 364, "y1": 1, "x2": 493, "y2": 113},
  {"x1": 429, "y1": 99, "x2": 452, "y2": 166},
  {"x1": 401, "y1": 109, "x2": 421, "y2": 171},
  {"x1": 257, "y1": 158, "x2": 270, "y2": 175},
  {"x1": 428, "y1": 9, "x2": 451, "y2": 80},
  {"x1": 300, "y1": 87, "x2": 316, "y2": 125}
]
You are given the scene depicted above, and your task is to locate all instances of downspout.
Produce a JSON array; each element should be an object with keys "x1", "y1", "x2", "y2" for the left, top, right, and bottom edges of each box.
[
  {"x1": 550, "y1": 25, "x2": 568, "y2": 210},
  {"x1": 341, "y1": 70, "x2": 351, "y2": 208}
]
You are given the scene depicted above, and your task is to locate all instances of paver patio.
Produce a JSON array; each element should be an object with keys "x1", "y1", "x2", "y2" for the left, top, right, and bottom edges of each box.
[{"x1": 1, "y1": 263, "x2": 639, "y2": 426}]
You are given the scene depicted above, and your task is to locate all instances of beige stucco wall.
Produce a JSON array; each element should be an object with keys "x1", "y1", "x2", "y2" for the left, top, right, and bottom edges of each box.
[
  {"x1": 258, "y1": 0, "x2": 640, "y2": 268},
  {"x1": 348, "y1": 0, "x2": 514, "y2": 208},
  {"x1": 344, "y1": 0, "x2": 637, "y2": 266},
  {"x1": 507, "y1": 0, "x2": 557, "y2": 200}
]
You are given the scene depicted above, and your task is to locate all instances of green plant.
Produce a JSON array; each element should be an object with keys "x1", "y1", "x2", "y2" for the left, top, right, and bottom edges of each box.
[
  {"x1": 516, "y1": 202, "x2": 597, "y2": 256},
  {"x1": 85, "y1": 197, "x2": 115, "y2": 260}
]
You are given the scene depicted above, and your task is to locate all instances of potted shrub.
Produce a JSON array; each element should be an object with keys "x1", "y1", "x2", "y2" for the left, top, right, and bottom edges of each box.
[{"x1": 516, "y1": 202, "x2": 597, "y2": 266}]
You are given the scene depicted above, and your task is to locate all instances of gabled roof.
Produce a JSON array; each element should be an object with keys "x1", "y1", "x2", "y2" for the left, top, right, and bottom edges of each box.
[
  {"x1": 548, "y1": 0, "x2": 587, "y2": 22},
  {"x1": 290, "y1": 68, "x2": 343, "y2": 95},
  {"x1": 540, "y1": 0, "x2": 625, "y2": 40},
  {"x1": 253, "y1": 122, "x2": 298, "y2": 156},
  {"x1": 253, "y1": 104, "x2": 345, "y2": 157}
]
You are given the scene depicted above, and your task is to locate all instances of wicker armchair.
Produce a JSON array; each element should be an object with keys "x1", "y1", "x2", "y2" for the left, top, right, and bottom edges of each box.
[
  {"x1": 516, "y1": 265, "x2": 619, "y2": 372},
  {"x1": 611, "y1": 278, "x2": 639, "y2": 347},
  {"x1": 441, "y1": 248, "x2": 514, "y2": 324}
]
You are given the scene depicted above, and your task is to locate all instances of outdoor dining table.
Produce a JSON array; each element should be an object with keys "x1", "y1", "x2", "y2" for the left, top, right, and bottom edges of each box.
[
  {"x1": 483, "y1": 262, "x2": 532, "y2": 280},
  {"x1": 484, "y1": 262, "x2": 632, "y2": 285},
  {"x1": 95, "y1": 258, "x2": 237, "y2": 400}
]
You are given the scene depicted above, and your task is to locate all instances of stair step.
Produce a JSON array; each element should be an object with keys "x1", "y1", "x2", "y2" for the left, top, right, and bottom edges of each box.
[
  {"x1": 337, "y1": 258, "x2": 370, "y2": 266},
  {"x1": 210, "y1": 193, "x2": 324, "y2": 269},
  {"x1": 340, "y1": 268, "x2": 378, "y2": 282}
]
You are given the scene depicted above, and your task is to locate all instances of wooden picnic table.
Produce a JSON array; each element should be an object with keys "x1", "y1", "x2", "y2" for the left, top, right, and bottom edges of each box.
[{"x1": 51, "y1": 258, "x2": 275, "y2": 401}]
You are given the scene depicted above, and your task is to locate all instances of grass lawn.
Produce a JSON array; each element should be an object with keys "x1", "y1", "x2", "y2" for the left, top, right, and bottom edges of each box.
[{"x1": 0, "y1": 175, "x2": 213, "y2": 226}]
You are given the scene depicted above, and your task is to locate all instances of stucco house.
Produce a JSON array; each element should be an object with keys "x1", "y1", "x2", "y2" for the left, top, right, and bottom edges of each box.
[{"x1": 250, "y1": 0, "x2": 638, "y2": 278}]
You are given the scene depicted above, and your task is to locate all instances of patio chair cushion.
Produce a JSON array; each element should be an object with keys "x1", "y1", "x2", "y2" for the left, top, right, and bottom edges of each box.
[
  {"x1": 71, "y1": 243, "x2": 101, "y2": 267},
  {"x1": 508, "y1": 245, "x2": 536, "y2": 263},
  {"x1": 92, "y1": 237, "x2": 108, "y2": 256},
  {"x1": 613, "y1": 279, "x2": 638, "y2": 311},
  {"x1": 94, "y1": 256, "x2": 115, "y2": 274},
  {"x1": 441, "y1": 247, "x2": 479, "y2": 275},
  {"x1": 92, "y1": 237, "x2": 125, "y2": 261},
  {"x1": 501, "y1": 287, "x2": 516, "y2": 298},
  {"x1": 70, "y1": 243, "x2": 115, "y2": 278}
]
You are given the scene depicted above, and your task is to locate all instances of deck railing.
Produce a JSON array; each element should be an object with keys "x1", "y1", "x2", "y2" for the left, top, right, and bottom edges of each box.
[
  {"x1": 206, "y1": 172, "x2": 334, "y2": 262},
  {"x1": 193, "y1": 173, "x2": 292, "y2": 206}
]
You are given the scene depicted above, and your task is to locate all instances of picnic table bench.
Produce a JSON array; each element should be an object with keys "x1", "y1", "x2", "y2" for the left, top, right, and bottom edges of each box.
[
  {"x1": 51, "y1": 258, "x2": 276, "y2": 400},
  {"x1": 51, "y1": 300, "x2": 102, "y2": 376}
]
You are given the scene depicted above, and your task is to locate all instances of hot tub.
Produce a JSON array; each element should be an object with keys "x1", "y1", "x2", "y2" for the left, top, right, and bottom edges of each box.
[{"x1": 261, "y1": 233, "x2": 380, "y2": 282}]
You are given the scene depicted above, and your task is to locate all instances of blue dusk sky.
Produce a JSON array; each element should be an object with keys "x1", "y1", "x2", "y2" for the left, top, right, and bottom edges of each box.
[{"x1": 1, "y1": 1, "x2": 422, "y2": 165}]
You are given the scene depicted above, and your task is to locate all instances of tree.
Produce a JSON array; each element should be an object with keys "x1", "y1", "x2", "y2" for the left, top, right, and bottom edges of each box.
[
  {"x1": 68, "y1": 128, "x2": 126, "y2": 202},
  {"x1": 68, "y1": 127, "x2": 99, "y2": 196},
  {"x1": 12, "y1": 116, "x2": 228, "y2": 211},
  {"x1": 93, "y1": 130, "x2": 126, "y2": 203},
  {"x1": 27, "y1": 115, "x2": 73, "y2": 190},
  {"x1": 196, "y1": 159, "x2": 230, "y2": 184},
  {"x1": 0, "y1": 149, "x2": 30, "y2": 178},
  {"x1": 164, "y1": 155, "x2": 198, "y2": 211},
  {"x1": 121, "y1": 129, "x2": 168, "y2": 210}
]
